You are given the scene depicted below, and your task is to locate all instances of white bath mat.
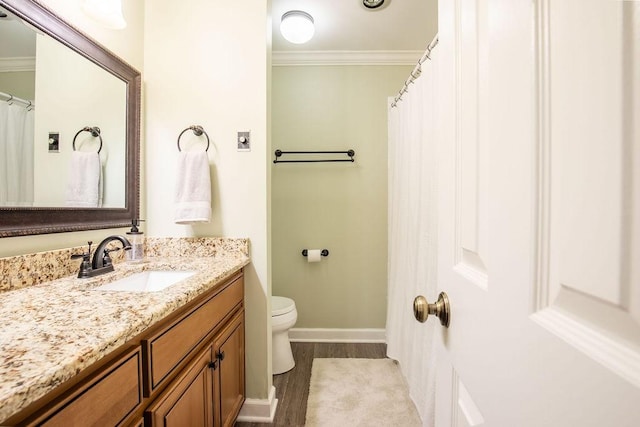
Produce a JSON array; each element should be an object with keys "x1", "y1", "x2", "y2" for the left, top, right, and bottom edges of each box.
[{"x1": 305, "y1": 358, "x2": 422, "y2": 426}]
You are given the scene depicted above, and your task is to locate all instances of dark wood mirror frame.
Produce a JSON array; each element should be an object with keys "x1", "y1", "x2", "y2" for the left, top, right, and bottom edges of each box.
[{"x1": 0, "y1": 0, "x2": 140, "y2": 238}]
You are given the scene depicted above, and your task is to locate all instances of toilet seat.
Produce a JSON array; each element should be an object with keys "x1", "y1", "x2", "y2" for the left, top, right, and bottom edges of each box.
[{"x1": 272, "y1": 296, "x2": 295, "y2": 316}]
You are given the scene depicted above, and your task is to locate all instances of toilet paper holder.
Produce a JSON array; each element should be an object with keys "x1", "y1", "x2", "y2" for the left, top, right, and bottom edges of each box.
[{"x1": 302, "y1": 249, "x2": 329, "y2": 257}]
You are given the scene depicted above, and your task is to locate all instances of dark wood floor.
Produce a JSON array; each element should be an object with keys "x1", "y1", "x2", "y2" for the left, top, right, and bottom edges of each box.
[{"x1": 235, "y1": 342, "x2": 387, "y2": 427}]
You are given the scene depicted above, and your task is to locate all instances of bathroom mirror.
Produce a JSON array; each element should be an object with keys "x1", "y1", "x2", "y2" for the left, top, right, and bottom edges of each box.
[{"x1": 0, "y1": 0, "x2": 140, "y2": 237}]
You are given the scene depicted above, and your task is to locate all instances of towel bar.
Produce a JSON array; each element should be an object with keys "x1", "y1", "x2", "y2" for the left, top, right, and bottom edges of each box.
[
  {"x1": 72, "y1": 126, "x2": 102, "y2": 153},
  {"x1": 273, "y1": 149, "x2": 355, "y2": 164},
  {"x1": 177, "y1": 125, "x2": 210, "y2": 152}
]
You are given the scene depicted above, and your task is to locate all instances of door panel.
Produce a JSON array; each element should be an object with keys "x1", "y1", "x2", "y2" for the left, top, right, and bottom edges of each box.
[
  {"x1": 436, "y1": 363, "x2": 486, "y2": 427},
  {"x1": 435, "y1": 0, "x2": 640, "y2": 425},
  {"x1": 453, "y1": 372, "x2": 485, "y2": 427},
  {"x1": 547, "y1": 0, "x2": 629, "y2": 306},
  {"x1": 456, "y1": 0, "x2": 489, "y2": 289},
  {"x1": 532, "y1": 0, "x2": 640, "y2": 388}
]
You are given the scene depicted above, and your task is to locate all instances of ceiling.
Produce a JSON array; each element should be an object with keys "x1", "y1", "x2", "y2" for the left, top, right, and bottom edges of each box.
[
  {"x1": 3, "y1": 1, "x2": 438, "y2": 57},
  {"x1": 0, "y1": 8, "x2": 36, "y2": 58},
  {"x1": 271, "y1": 0, "x2": 438, "y2": 52},
  {"x1": 2, "y1": 1, "x2": 438, "y2": 59}
]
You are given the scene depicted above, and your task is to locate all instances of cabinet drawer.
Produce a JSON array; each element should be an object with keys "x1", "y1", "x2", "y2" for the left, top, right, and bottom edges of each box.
[
  {"x1": 42, "y1": 347, "x2": 142, "y2": 427},
  {"x1": 146, "y1": 275, "x2": 243, "y2": 391}
]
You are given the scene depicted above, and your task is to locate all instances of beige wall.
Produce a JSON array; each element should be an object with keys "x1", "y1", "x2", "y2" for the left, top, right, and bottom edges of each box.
[
  {"x1": 272, "y1": 65, "x2": 412, "y2": 328},
  {"x1": 0, "y1": 0, "x2": 144, "y2": 257},
  {"x1": 0, "y1": 0, "x2": 273, "y2": 403},
  {"x1": 143, "y1": 0, "x2": 271, "y2": 399},
  {"x1": 0, "y1": 71, "x2": 35, "y2": 100}
]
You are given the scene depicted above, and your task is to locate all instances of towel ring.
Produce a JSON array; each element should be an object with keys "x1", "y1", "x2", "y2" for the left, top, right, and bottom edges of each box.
[
  {"x1": 177, "y1": 125, "x2": 210, "y2": 152},
  {"x1": 72, "y1": 126, "x2": 102, "y2": 153}
]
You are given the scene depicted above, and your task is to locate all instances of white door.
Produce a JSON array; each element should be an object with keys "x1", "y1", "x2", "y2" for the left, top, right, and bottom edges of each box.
[{"x1": 429, "y1": 0, "x2": 640, "y2": 425}]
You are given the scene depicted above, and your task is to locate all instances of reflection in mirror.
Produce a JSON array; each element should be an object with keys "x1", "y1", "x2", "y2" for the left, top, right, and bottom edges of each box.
[
  {"x1": 0, "y1": 0, "x2": 140, "y2": 237},
  {"x1": 0, "y1": 7, "x2": 35, "y2": 206},
  {"x1": 0, "y1": 5, "x2": 127, "y2": 208}
]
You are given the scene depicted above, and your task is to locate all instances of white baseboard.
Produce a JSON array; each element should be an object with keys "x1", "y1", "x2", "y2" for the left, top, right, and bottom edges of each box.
[
  {"x1": 289, "y1": 328, "x2": 386, "y2": 343},
  {"x1": 236, "y1": 385, "x2": 278, "y2": 423}
]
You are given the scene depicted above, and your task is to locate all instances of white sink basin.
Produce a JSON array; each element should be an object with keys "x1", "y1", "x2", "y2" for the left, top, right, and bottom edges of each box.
[{"x1": 95, "y1": 270, "x2": 197, "y2": 292}]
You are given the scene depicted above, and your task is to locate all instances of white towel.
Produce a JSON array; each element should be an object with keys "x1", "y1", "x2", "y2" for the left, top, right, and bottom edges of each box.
[
  {"x1": 65, "y1": 151, "x2": 102, "y2": 207},
  {"x1": 174, "y1": 151, "x2": 211, "y2": 224}
]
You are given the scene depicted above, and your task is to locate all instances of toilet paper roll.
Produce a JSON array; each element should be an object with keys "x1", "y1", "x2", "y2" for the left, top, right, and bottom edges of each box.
[{"x1": 307, "y1": 249, "x2": 322, "y2": 263}]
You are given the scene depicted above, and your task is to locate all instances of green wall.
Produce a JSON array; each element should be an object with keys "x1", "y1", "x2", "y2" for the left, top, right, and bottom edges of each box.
[
  {"x1": 0, "y1": 71, "x2": 35, "y2": 100},
  {"x1": 272, "y1": 65, "x2": 412, "y2": 328}
]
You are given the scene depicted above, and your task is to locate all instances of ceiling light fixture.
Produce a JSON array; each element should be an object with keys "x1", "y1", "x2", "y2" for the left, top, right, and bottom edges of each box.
[
  {"x1": 280, "y1": 10, "x2": 315, "y2": 44},
  {"x1": 363, "y1": 0, "x2": 385, "y2": 9},
  {"x1": 82, "y1": 0, "x2": 127, "y2": 30}
]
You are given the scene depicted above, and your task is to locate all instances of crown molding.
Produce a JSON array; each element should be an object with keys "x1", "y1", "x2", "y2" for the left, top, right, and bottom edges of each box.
[
  {"x1": 272, "y1": 50, "x2": 422, "y2": 66},
  {"x1": 0, "y1": 57, "x2": 36, "y2": 72}
]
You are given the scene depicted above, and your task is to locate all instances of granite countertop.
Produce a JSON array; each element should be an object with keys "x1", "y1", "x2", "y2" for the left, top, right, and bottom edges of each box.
[{"x1": 0, "y1": 250, "x2": 250, "y2": 423}]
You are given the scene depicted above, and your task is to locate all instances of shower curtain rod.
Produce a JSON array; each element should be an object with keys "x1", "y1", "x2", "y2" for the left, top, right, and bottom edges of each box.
[
  {"x1": 0, "y1": 91, "x2": 35, "y2": 109},
  {"x1": 390, "y1": 35, "x2": 439, "y2": 108}
]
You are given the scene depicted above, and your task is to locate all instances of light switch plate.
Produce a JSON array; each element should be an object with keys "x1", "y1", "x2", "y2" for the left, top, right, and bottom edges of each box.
[
  {"x1": 237, "y1": 131, "x2": 250, "y2": 151},
  {"x1": 48, "y1": 132, "x2": 60, "y2": 153}
]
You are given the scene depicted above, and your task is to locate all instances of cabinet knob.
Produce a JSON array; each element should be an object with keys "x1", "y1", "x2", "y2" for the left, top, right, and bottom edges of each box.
[
  {"x1": 217, "y1": 351, "x2": 225, "y2": 361},
  {"x1": 208, "y1": 361, "x2": 218, "y2": 370}
]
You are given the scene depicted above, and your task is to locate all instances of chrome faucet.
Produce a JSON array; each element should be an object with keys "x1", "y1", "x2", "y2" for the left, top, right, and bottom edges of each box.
[{"x1": 71, "y1": 235, "x2": 131, "y2": 278}]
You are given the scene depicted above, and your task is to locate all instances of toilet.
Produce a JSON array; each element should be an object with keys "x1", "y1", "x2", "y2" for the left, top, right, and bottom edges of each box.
[{"x1": 271, "y1": 296, "x2": 298, "y2": 375}]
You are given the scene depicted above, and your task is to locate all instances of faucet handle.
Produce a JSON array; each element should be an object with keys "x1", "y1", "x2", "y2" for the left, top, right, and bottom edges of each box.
[
  {"x1": 71, "y1": 241, "x2": 93, "y2": 278},
  {"x1": 104, "y1": 246, "x2": 130, "y2": 255},
  {"x1": 100, "y1": 245, "x2": 131, "y2": 268},
  {"x1": 71, "y1": 241, "x2": 93, "y2": 260}
]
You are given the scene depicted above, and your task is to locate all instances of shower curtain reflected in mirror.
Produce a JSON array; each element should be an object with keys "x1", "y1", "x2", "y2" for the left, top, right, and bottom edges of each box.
[
  {"x1": 0, "y1": 101, "x2": 34, "y2": 206},
  {"x1": 387, "y1": 46, "x2": 439, "y2": 427}
]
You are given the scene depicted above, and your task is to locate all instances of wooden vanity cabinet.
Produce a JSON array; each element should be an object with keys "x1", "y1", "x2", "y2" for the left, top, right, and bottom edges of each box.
[
  {"x1": 7, "y1": 271, "x2": 245, "y2": 427},
  {"x1": 142, "y1": 272, "x2": 245, "y2": 427},
  {"x1": 144, "y1": 274, "x2": 244, "y2": 394},
  {"x1": 145, "y1": 310, "x2": 245, "y2": 427}
]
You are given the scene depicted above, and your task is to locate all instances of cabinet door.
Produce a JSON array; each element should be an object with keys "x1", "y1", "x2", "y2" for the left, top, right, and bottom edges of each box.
[
  {"x1": 213, "y1": 311, "x2": 245, "y2": 427},
  {"x1": 145, "y1": 344, "x2": 214, "y2": 427}
]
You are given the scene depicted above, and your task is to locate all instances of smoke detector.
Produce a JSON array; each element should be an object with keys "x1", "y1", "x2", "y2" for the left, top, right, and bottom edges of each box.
[{"x1": 363, "y1": 0, "x2": 386, "y2": 9}]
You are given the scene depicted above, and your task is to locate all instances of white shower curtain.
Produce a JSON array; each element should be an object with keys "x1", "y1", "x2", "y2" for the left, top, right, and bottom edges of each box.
[
  {"x1": 387, "y1": 47, "x2": 439, "y2": 427},
  {"x1": 0, "y1": 102, "x2": 34, "y2": 206}
]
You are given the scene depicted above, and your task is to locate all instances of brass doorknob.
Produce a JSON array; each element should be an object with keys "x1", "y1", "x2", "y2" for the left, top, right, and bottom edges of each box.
[{"x1": 413, "y1": 292, "x2": 450, "y2": 327}]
